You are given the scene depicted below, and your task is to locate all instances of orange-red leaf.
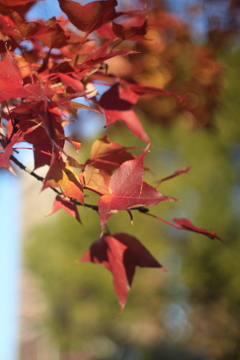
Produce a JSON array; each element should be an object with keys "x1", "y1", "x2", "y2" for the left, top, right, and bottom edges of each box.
[
  {"x1": 47, "y1": 195, "x2": 81, "y2": 222},
  {"x1": 83, "y1": 165, "x2": 109, "y2": 195},
  {"x1": 42, "y1": 155, "x2": 84, "y2": 204},
  {"x1": 87, "y1": 135, "x2": 136, "y2": 184}
]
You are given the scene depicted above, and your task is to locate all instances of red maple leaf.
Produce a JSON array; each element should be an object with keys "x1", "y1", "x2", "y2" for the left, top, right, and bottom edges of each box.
[
  {"x1": 58, "y1": 0, "x2": 120, "y2": 34},
  {"x1": 47, "y1": 195, "x2": 81, "y2": 223},
  {"x1": 97, "y1": 83, "x2": 150, "y2": 142},
  {"x1": 0, "y1": 51, "x2": 44, "y2": 102},
  {"x1": 98, "y1": 148, "x2": 176, "y2": 230},
  {"x1": 112, "y1": 17, "x2": 148, "y2": 40},
  {"x1": 79, "y1": 232, "x2": 167, "y2": 310},
  {"x1": 97, "y1": 16, "x2": 148, "y2": 41}
]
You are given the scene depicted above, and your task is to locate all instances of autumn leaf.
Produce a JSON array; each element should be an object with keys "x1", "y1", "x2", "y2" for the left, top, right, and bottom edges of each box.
[
  {"x1": 77, "y1": 41, "x2": 137, "y2": 70},
  {"x1": 58, "y1": 0, "x2": 120, "y2": 34},
  {"x1": 90, "y1": 135, "x2": 130, "y2": 159},
  {"x1": 0, "y1": 51, "x2": 44, "y2": 102},
  {"x1": 86, "y1": 135, "x2": 136, "y2": 184},
  {"x1": 98, "y1": 148, "x2": 176, "y2": 230},
  {"x1": 47, "y1": 195, "x2": 81, "y2": 223},
  {"x1": 121, "y1": 79, "x2": 183, "y2": 102},
  {"x1": 97, "y1": 83, "x2": 150, "y2": 142},
  {"x1": 34, "y1": 18, "x2": 69, "y2": 49},
  {"x1": 0, "y1": 12, "x2": 21, "y2": 39},
  {"x1": 60, "y1": 135, "x2": 81, "y2": 152},
  {"x1": 98, "y1": 17, "x2": 148, "y2": 41},
  {"x1": 42, "y1": 155, "x2": 84, "y2": 204},
  {"x1": 0, "y1": 0, "x2": 36, "y2": 5},
  {"x1": 0, "y1": 143, "x2": 14, "y2": 169},
  {"x1": 112, "y1": 17, "x2": 148, "y2": 40},
  {"x1": 96, "y1": 22, "x2": 116, "y2": 40},
  {"x1": 79, "y1": 232, "x2": 167, "y2": 310},
  {"x1": 83, "y1": 165, "x2": 109, "y2": 195},
  {"x1": 153, "y1": 216, "x2": 223, "y2": 242},
  {"x1": 2, "y1": 6, "x2": 48, "y2": 40},
  {"x1": 59, "y1": 73, "x2": 85, "y2": 93},
  {"x1": 172, "y1": 218, "x2": 224, "y2": 242},
  {"x1": 33, "y1": 141, "x2": 52, "y2": 169},
  {"x1": 11, "y1": 118, "x2": 54, "y2": 169}
]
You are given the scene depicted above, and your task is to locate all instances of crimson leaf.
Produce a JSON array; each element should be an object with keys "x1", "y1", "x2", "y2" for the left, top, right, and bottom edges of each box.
[
  {"x1": 173, "y1": 218, "x2": 224, "y2": 242},
  {"x1": 0, "y1": 51, "x2": 44, "y2": 102},
  {"x1": 79, "y1": 232, "x2": 166, "y2": 310},
  {"x1": 47, "y1": 195, "x2": 81, "y2": 223},
  {"x1": 58, "y1": 0, "x2": 120, "y2": 34},
  {"x1": 97, "y1": 83, "x2": 150, "y2": 142}
]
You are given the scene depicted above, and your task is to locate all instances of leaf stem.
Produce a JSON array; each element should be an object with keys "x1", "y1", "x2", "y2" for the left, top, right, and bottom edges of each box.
[{"x1": 143, "y1": 212, "x2": 184, "y2": 230}]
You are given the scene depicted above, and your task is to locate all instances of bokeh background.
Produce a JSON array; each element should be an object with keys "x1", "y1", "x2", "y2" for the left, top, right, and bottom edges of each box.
[{"x1": 1, "y1": 0, "x2": 240, "y2": 359}]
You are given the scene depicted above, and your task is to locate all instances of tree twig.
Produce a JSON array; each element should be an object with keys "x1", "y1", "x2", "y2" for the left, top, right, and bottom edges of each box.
[
  {"x1": 10, "y1": 154, "x2": 99, "y2": 212},
  {"x1": 10, "y1": 153, "x2": 151, "y2": 214}
]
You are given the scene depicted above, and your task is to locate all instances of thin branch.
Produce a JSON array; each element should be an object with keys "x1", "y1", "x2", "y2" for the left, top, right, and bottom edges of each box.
[
  {"x1": 10, "y1": 154, "x2": 45, "y2": 182},
  {"x1": 10, "y1": 156, "x2": 152, "y2": 214},
  {"x1": 10, "y1": 154, "x2": 99, "y2": 211},
  {"x1": 142, "y1": 211, "x2": 182, "y2": 229},
  {"x1": 10, "y1": 154, "x2": 224, "y2": 242}
]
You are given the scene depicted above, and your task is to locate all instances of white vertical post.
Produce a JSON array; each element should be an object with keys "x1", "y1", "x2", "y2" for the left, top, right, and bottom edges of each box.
[{"x1": 0, "y1": 171, "x2": 20, "y2": 360}]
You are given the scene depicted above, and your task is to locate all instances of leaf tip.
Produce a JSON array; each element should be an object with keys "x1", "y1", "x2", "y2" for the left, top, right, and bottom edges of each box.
[
  {"x1": 119, "y1": 302, "x2": 126, "y2": 312},
  {"x1": 161, "y1": 266, "x2": 169, "y2": 275}
]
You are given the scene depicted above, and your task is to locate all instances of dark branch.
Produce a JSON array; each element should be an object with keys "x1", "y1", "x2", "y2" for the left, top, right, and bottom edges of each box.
[
  {"x1": 10, "y1": 155, "x2": 150, "y2": 214},
  {"x1": 10, "y1": 154, "x2": 99, "y2": 211}
]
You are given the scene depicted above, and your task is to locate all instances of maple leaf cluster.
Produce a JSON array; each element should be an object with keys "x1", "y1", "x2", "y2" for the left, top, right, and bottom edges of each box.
[{"x1": 0, "y1": 0, "x2": 223, "y2": 310}]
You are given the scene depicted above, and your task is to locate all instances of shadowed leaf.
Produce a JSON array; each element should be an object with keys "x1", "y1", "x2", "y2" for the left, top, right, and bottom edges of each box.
[{"x1": 79, "y1": 232, "x2": 167, "y2": 310}]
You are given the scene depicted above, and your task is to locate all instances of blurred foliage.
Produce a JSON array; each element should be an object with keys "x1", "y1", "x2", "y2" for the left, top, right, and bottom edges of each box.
[
  {"x1": 25, "y1": 44, "x2": 240, "y2": 359},
  {"x1": 106, "y1": 0, "x2": 224, "y2": 129},
  {"x1": 108, "y1": 0, "x2": 240, "y2": 131}
]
